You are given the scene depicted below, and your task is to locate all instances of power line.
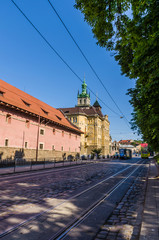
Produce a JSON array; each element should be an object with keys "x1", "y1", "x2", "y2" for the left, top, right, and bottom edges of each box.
[
  {"x1": 47, "y1": 0, "x2": 131, "y2": 129},
  {"x1": 10, "y1": 0, "x2": 121, "y2": 117}
]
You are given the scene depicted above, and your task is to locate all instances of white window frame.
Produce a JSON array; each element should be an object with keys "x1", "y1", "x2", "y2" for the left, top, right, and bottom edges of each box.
[{"x1": 40, "y1": 128, "x2": 45, "y2": 135}]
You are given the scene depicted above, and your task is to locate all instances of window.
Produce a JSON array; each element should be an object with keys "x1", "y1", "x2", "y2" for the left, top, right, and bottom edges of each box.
[
  {"x1": 6, "y1": 114, "x2": 11, "y2": 124},
  {"x1": 53, "y1": 128, "x2": 56, "y2": 135},
  {"x1": 80, "y1": 100, "x2": 82, "y2": 104},
  {"x1": 25, "y1": 142, "x2": 28, "y2": 148},
  {"x1": 69, "y1": 147, "x2": 71, "y2": 152},
  {"x1": 41, "y1": 108, "x2": 49, "y2": 115},
  {"x1": 84, "y1": 99, "x2": 86, "y2": 104},
  {"x1": 69, "y1": 133, "x2": 71, "y2": 139},
  {"x1": 5, "y1": 139, "x2": 8, "y2": 147},
  {"x1": 39, "y1": 143, "x2": 44, "y2": 150},
  {"x1": 0, "y1": 90, "x2": 5, "y2": 96},
  {"x1": 25, "y1": 120, "x2": 30, "y2": 128},
  {"x1": 73, "y1": 117, "x2": 77, "y2": 123},
  {"x1": 52, "y1": 145, "x2": 55, "y2": 151},
  {"x1": 21, "y1": 99, "x2": 31, "y2": 107},
  {"x1": 56, "y1": 115, "x2": 62, "y2": 121},
  {"x1": 76, "y1": 135, "x2": 77, "y2": 140},
  {"x1": 61, "y1": 146, "x2": 63, "y2": 151},
  {"x1": 62, "y1": 131, "x2": 64, "y2": 137},
  {"x1": 40, "y1": 129, "x2": 44, "y2": 135}
]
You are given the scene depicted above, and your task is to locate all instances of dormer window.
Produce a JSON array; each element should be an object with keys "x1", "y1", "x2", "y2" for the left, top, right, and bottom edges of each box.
[
  {"x1": 56, "y1": 115, "x2": 62, "y2": 121},
  {"x1": 0, "y1": 90, "x2": 5, "y2": 96},
  {"x1": 22, "y1": 99, "x2": 31, "y2": 107},
  {"x1": 41, "y1": 108, "x2": 49, "y2": 115}
]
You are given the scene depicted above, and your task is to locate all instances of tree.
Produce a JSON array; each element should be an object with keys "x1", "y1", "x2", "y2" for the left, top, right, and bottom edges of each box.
[
  {"x1": 91, "y1": 148, "x2": 102, "y2": 158},
  {"x1": 75, "y1": 0, "x2": 159, "y2": 151}
]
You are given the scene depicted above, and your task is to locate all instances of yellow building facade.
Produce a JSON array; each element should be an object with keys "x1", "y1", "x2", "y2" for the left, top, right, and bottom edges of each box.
[{"x1": 60, "y1": 80, "x2": 110, "y2": 156}]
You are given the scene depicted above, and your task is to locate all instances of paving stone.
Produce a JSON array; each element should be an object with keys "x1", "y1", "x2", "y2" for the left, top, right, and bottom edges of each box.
[
  {"x1": 95, "y1": 167, "x2": 148, "y2": 240},
  {"x1": 96, "y1": 233, "x2": 108, "y2": 239},
  {"x1": 99, "y1": 230, "x2": 108, "y2": 235}
]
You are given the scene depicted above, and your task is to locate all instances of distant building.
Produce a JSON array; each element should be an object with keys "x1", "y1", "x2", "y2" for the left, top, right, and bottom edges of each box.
[
  {"x1": 111, "y1": 141, "x2": 119, "y2": 155},
  {"x1": 60, "y1": 79, "x2": 110, "y2": 156},
  {"x1": 0, "y1": 79, "x2": 82, "y2": 160},
  {"x1": 119, "y1": 140, "x2": 134, "y2": 145}
]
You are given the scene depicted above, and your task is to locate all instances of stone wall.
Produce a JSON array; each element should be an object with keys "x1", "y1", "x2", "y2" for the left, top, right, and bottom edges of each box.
[{"x1": 0, "y1": 147, "x2": 79, "y2": 161}]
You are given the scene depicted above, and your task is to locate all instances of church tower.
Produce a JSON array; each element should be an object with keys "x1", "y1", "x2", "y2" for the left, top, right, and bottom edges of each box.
[{"x1": 77, "y1": 78, "x2": 90, "y2": 107}]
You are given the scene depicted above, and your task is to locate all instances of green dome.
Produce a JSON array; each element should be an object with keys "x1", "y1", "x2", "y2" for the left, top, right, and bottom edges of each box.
[{"x1": 78, "y1": 79, "x2": 90, "y2": 98}]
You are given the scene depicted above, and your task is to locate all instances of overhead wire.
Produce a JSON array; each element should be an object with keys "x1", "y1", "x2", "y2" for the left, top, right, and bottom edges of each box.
[
  {"x1": 47, "y1": 0, "x2": 132, "y2": 130},
  {"x1": 10, "y1": 0, "x2": 122, "y2": 117}
]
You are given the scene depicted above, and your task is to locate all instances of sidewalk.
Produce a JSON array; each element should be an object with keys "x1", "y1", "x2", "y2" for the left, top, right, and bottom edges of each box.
[
  {"x1": 139, "y1": 160, "x2": 159, "y2": 240},
  {"x1": 94, "y1": 159, "x2": 159, "y2": 240}
]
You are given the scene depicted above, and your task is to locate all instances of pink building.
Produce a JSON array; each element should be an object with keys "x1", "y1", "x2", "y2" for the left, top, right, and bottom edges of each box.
[{"x1": 0, "y1": 79, "x2": 82, "y2": 160}]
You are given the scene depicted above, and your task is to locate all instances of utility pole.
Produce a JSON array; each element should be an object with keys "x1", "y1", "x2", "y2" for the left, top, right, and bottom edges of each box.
[{"x1": 35, "y1": 115, "x2": 40, "y2": 162}]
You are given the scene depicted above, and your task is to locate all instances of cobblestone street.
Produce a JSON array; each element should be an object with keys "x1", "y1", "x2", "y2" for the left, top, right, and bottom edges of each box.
[
  {"x1": 0, "y1": 161, "x2": 120, "y2": 233},
  {"x1": 95, "y1": 166, "x2": 148, "y2": 240},
  {"x1": 1, "y1": 159, "x2": 158, "y2": 240}
]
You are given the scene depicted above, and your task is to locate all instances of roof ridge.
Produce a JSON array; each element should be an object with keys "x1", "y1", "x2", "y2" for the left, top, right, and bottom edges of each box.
[{"x1": 0, "y1": 82, "x2": 55, "y2": 112}]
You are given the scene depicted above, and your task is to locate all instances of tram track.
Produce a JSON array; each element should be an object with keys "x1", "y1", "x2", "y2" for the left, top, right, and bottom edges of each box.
[
  {"x1": 0, "y1": 161, "x2": 117, "y2": 227},
  {"x1": 54, "y1": 160, "x2": 145, "y2": 240},
  {"x1": 0, "y1": 159, "x2": 143, "y2": 239}
]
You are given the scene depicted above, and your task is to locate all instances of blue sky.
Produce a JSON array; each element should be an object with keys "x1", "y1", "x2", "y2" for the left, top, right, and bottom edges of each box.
[{"x1": 0, "y1": 0, "x2": 141, "y2": 141}]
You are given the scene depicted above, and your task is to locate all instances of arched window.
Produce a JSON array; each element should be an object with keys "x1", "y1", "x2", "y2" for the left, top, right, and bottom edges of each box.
[
  {"x1": 6, "y1": 114, "x2": 11, "y2": 124},
  {"x1": 25, "y1": 120, "x2": 30, "y2": 128}
]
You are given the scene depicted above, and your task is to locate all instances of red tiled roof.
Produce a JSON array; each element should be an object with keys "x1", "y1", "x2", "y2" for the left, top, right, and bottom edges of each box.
[
  {"x1": 119, "y1": 140, "x2": 132, "y2": 143},
  {"x1": 0, "y1": 79, "x2": 82, "y2": 134}
]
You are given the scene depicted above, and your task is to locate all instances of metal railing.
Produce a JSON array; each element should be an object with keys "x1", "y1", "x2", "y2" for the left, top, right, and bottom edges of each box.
[{"x1": 0, "y1": 157, "x2": 94, "y2": 174}]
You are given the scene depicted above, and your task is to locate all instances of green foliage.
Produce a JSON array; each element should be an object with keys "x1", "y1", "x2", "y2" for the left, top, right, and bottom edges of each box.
[
  {"x1": 91, "y1": 148, "x2": 102, "y2": 157},
  {"x1": 75, "y1": 0, "x2": 159, "y2": 151},
  {"x1": 154, "y1": 154, "x2": 159, "y2": 165}
]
